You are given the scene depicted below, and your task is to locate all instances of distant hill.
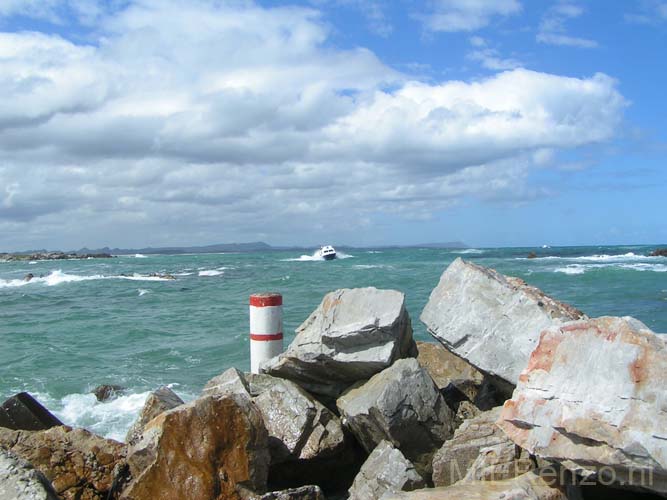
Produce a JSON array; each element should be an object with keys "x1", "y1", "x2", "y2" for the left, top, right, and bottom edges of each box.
[{"x1": 6, "y1": 241, "x2": 467, "y2": 255}]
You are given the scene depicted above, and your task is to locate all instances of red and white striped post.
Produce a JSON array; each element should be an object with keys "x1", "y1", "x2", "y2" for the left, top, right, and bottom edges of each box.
[{"x1": 249, "y1": 293, "x2": 283, "y2": 374}]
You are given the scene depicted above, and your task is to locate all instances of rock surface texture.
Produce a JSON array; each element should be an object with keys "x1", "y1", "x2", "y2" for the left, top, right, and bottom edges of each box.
[
  {"x1": 499, "y1": 316, "x2": 667, "y2": 496},
  {"x1": 382, "y1": 469, "x2": 572, "y2": 500},
  {"x1": 416, "y1": 341, "x2": 498, "y2": 411},
  {"x1": 125, "y1": 385, "x2": 184, "y2": 445},
  {"x1": 348, "y1": 440, "x2": 425, "y2": 500},
  {"x1": 337, "y1": 358, "x2": 455, "y2": 477},
  {"x1": 432, "y1": 407, "x2": 534, "y2": 487},
  {"x1": 122, "y1": 393, "x2": 269, "y2": 500},
  {"x1": 0, "y1": 449, "x2": 59, "y2": 500},
  {"x1": 420, "y1": 258, "x2": 585, "y2": 386},
  {"x1": 0, "y1": 426, "x2": 126, "y2": 500},
  {"x1": 263, "y1": 288, "x2": 417, "y2": 398}
]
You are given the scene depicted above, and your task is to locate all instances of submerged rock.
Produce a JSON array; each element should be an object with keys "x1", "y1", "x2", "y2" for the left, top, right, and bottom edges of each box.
[
  {"x1": 0, "y1": 426, "x2": 126, "y2": 500},
  {"x1": 499, "y1": 316, "x2": 667, "y2": 496},
  {"x1": 122, "y1": 393, "x2": 269, "y2": 500},
  {"x1": 263, "y1": 287, "x2": 417, "y2": 398},
  {"x1": 92, "y1": 385, "x2": 126, "y2": 402},
  {"x1": 348, "y1": 440, "x2": 425, "y2": 500},
  {"x1": 420, "y1": 258, "x2": 585, "y2": 386},
  {"x1": 125, "y1": 386, "x2": 184, "y2": 445},
  {"x1": 432, "y1": 407, "x2": 534, "y2": 488},
  {"x1": 337, "y1": 358, "x2": 455, "y2": 478},
  {"x1": 0, "y1": 449, "x2": 59, "y2": 500},
  {"x1": 0, "y1": 393, "x2": 63, "y2": 431}
]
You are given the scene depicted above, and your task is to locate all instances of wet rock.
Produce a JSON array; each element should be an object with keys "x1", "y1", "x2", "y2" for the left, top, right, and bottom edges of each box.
[
  {"x1": 0, "y1": 449, "x2": 59, "y2": 500},
  {"x1": 528, "y1": 252, "x2": 538, "y2": 259},
  {"x1": 204, "y1": 368, "x2": 358, "y2": 493},
  {"x1": 432, "y1": 407, "x2": 534, "y2": 487},
  {"x1": 649, "y1": 248, "x2": 667, "y2": 257},
  {"x1": 92, "y1": 385, "x2": 126, "y2": 402},
  {"x1": 382, "y1": 469, "x2": 574, "y2": 500},
  {"x1": 125, "y1": 386, "x2": 184, "y2": 445},
  {"x1": 263, "y1": 288, "x2": 417, "y2": 399},
  {"x1": 122, "y1": 392, "x2": 269, "y2": 500},
  {"x1": 337, "y1": 358, "x2": 455, "y2": 478},
  {"x1": 416, "y1": 341, "x2": 499, "y2": 411},
  {"x1": 498, "y1": 316, "x2": 667, "y2": 496},
  {"x1": 348, "y1": 440, "x2": 425, "y2": 500},
  {"x1": 420, "y1": 258, "x2": 585, "y2": 386},
  {"x1": 0, "y1": 425, "x2": 126, "y2": 500},
  {"x1": 0, "y1": 393, "x2": 63, "y2": 431}
]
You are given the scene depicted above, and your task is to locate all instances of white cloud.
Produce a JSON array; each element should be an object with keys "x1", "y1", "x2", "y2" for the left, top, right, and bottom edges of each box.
[
  {"x1": 537, "y1": 1, "x2": 598, "y2": 48},
  {"x1": 466, "y1": 37, "x2": 523, "y2": 70},
  {"x1": 625, "y1": 1, "x2": 667, "y2": 24},
  {"x1": 420, "y1": 0, "x2": 522, "y2": 33},
  {"x1": 0, "y1": 0, "x2": 627, "y2": 250}
]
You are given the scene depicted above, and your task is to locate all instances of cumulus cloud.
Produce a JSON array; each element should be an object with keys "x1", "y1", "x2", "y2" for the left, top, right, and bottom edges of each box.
[
  {"x1": 466, "y1": 36, "x2": 523, "y2": 70},
  {"x1": 537, "y1": 1, "x2": 599, "y2": 48},
  {"x1": 419, "y1": 0, "x2": 522, "y2": 33},
  {"x1": 0, "y1": 0, "x2": 627, "y2": 249}
]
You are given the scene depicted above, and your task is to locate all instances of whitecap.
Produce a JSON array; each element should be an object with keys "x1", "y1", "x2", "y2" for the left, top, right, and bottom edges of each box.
[
  {"x1": 554, "y1": 265, "x2": 587, "y2": 275},
  {"x1": 138, "y1": 289, "x2": 150, "y2": 296},
  {"x1": 199, "y1": 269, "x2": 224, "y2": 277},
  {"x1": 453, "y1": 249, "x2": 484, "y2": 254}
]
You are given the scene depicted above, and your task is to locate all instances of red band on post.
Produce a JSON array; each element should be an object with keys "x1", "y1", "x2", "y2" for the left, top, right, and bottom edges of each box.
[
  {"x1": 249, "y1": 294, "x2": 283, "y2": 307},
  {"x1": 250, "y1": 333, "x2": 284, "y2": 341}
]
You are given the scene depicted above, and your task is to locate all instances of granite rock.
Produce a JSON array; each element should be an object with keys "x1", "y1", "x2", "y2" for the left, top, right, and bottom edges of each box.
[
  {"x1": 125, "y1": 385, "x2": 184, "y2": 445},
  {"x1": 0, "y1": 449, "x2": 59, "y2": 500},
  {"x1": 263, "y1": 288, "x2": 417, "y2": 398}
]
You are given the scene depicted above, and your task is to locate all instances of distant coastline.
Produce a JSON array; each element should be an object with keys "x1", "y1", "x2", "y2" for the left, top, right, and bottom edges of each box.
[{"x1": 1, "y1": 241, "x2": 469, "y2": 258}]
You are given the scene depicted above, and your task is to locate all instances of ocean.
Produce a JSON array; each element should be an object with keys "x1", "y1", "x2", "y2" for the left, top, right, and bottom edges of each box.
[{"x1": 1, "y1": 245, "x2": 665, "y2": 441}]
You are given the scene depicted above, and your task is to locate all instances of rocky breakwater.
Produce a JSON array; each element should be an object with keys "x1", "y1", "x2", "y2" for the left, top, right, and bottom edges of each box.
[{"x1": 0, "y1": 252, "x2": 113, "y2": 262}]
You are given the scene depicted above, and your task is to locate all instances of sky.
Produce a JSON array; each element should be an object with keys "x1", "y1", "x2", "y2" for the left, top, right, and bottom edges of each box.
[{"x1": 0, "y1": 0, "x2": 665, "y2": 251}]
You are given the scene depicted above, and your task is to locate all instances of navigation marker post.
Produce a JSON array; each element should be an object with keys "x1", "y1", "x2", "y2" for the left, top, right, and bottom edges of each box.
[{"x1": 249, "y1": 293, "x2": 283, "y2": 374}]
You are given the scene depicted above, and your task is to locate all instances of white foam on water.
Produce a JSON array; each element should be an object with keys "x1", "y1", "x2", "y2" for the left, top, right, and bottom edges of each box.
[
  {"x1": 116, "y1": 274, "x2": 174, "y2": 282},
  {"x1": 453, "y1": 249, "x2": 484, "y2": 254},
  {"x1": 554, "y1": 265, "x2": 587, "y2": 275},
  {"x1": 138, "y1": 289, "x2": 150, "y2": 296},
  {"x1": 199, "y1": 269, "x2": 224, "y2": 276},
  {"x1": 531, "y1": 252, "x2": 651, "y2": 262},
  {"x1": 353, "y1": 264, "x2": 391, "y2": 270},
  {"x1": 55, "y1": 392, "x2": 150, "y2": 442},
  {"x1": 337, "y1": 252, "x2": 353, "y2": 259},
  {"x1": 283, "y1": 252, "x2": 324, "y2": 262},
  {"x1": 366, "y1": 250, "x2": 383, "y2": 254},
  {"x1": 133, "y1": 254, "x2": 147, "y2": 258},
  {"x1": 0, "y1": 270, "x2": 177, "y2": 288},
  {"x1": 553, "y1": 262, "x2": 667, "y2": 274}
]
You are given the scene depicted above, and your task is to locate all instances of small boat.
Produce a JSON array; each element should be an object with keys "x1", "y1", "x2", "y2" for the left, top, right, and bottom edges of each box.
[{"x1": 318, "y1": 245, "x2": 337, "y2": 260}]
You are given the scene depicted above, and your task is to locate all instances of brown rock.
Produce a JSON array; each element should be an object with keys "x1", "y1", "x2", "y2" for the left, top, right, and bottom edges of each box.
[
  {"x1": 416, "y1": 342, "x2": 500, "y2": 411},
  {"x1": 92, "y1": 385, "x2": 125, "y2": 402},
  {"x1": 125, "y1": 386, "x2": 183, "y2": 445},
  {"x1": 0, "y1": 425, "x2": 126, "y2": 500},
  {"x1": 121, "y1": 392, "x2": 270, "y2": 500}
]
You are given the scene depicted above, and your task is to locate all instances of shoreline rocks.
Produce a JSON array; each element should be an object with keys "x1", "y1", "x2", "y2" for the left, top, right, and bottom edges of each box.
[
  {"x1": 0, "y1": 252, "x2": 113, "y2": 262},
  {"x1": 0, "y1": 393, "x2": 63, "y2": 431},
  {"x1": 0, "y1": 449, "x2": 59, "y2": 500},
  {"x1": 420, "y1": 257, "x2": 585, "y2": 386},
  {"x1": 263, "y1": 287, "x2": 417, "y2": 399}
]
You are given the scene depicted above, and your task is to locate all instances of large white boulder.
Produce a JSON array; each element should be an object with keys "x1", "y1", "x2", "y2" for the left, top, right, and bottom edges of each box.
[
  {"x1": 263, "y1": 287, "x2": 417, "y2": 398},
  {"x1": 498, "y1": 316, "x2": 667, "y2": 496},
  {"x1": 420, "y1": 258, "x2": 584, "y2": 386}
]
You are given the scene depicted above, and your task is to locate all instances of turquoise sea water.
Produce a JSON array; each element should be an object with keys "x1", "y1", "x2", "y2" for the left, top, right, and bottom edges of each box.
[{"x1": 1, "y1": 245, "x2": 665, "y2": 439}]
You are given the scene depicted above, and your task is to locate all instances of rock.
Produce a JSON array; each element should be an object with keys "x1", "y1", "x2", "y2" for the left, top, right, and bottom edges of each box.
[
  {"x1": 92, "y1": 385, "x2": 125, "y2": 402},
  {"x1": 650, "y1": 248, "x2": 667, "y2": 257},
  {"x1": 455, "y1": 401, "x2": 481, "y2": 422},
  {"x1": 0, "y1": 425, "x2": 126, "y2": 500},
  {"x1": 263, "y1": 288, "x2": 417, "y2": 398},
  {"x1": 204, "y1": 368, "x2": 359, "y2": 493},
  {"x1": 416, "y1": 341, "x2": 499, "y2": 411},
  {"x1": 125, "y1": 385, "x2": 184, "y2": 445},
  {"x1": 23, "y1": 273, "x2": 34, "y2": 282},
  {"x1": 382, "y1": 469, "x2": 574, "y2": 499},
  {"x1": 498, "y1": 316, "x2": 667, "y2": 496},
  {"x1": 248, "y1": 485, "x2": 325, "y2": 499},
  {"x1": 528, "y1": 252, "x2": 538, "y2": 259},
  {"x1": 337, "y1": 358, "x2": 455, "y2": 478},
  {"x1": 0, "y1": 449, "x2": 59, "y2": 500},
  {"x1": 420, "y1": 258, "x2": 585, "y2": 386},
  {"x1": 0, "y1": 393, "x2": 63, "y2": 431},
  {"x1": 432, "y1": 407, "x2": 534, "y2": 487},
  {"x1": 122, "y1": 392, "x2": 269, "y2": 500},
  {"x1": 348, "y1": 441, "x2": 425, "y2": 500}
]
